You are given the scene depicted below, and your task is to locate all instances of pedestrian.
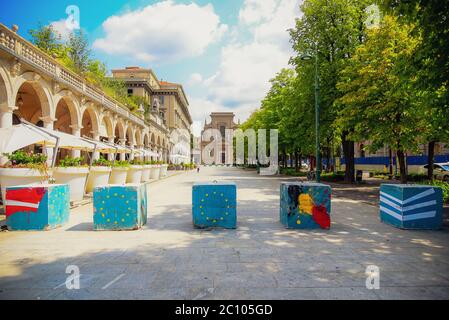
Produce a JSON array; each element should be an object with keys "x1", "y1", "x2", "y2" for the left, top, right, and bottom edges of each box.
[{"x1": 197, "y1": 166, "x2": 200, "y2": 173}]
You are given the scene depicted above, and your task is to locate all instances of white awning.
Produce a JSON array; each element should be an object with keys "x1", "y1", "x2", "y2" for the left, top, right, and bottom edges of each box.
[
  {"x1": 0, "y1": 124, "x2": 56, "y2": 154},
  {"x1": 80, "y1": 138, "x2": 117, "y2": 154},
  {"x1": 38, "y1": 128, "x2": 96, "y2": 151}
]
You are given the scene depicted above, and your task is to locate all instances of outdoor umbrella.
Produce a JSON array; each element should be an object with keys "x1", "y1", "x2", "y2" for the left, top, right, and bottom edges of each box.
[{"x1": 0, "y1": 124, "x2": 56, "y2": 154}]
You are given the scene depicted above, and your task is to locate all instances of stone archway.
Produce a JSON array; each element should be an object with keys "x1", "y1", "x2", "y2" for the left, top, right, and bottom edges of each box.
[
  {"x1": 0, "y1": 64, "x2": 13, "y2": 128},
  {"x1": 100, "y1": 115, "x2": 114, "y2": 141},
  {"x1": 13, "y1": 81, "x2": 51, "y2": 126},
  {"x1": 54, "y1": 96, "x2": 79, "y2": 161},
  {"x1": 54, "y1": 97, "x2": 79, "y2": 134},
  {"x1": 81, "y1": 106, "x2": 99, "y2": 139}
]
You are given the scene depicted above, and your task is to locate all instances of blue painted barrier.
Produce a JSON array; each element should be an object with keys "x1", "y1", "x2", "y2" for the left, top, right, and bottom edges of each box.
[
  {"x1": 280, "y1": 182, "x2": 332, "y2": 230},
  {"x1": 192, "y1": 182, "x2": 237, "y2": 229},
  {"x1": 380, "y1": 184, "x2": 443, "y2": 230},
  {"x1": 5, "y1": 184, "x2": 70, "y2": 231},
  {"x1": 93, "y1": 184, "x2": 148, "y2": 231}
]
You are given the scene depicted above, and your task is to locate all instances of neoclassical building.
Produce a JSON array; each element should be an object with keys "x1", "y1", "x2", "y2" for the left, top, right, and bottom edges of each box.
[
  {"x1": 112, "y1": 67, "x2": 193, "y2": 164},
  {"x1": 0, "y1": 23, "x2": 184, "y2": 163},
  {"x1": 201, "y1": 112, "x2": 239, "y2": 164}
]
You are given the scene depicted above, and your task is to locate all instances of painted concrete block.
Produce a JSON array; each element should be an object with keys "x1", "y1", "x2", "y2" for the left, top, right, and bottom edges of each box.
[
  {"x1": 5, "y1": 184, "x2": 70, "y2": 231},
  {"x1": 380, "y1": 184, "x2": 443, "y2": 230},
  {"x1": 93, "y1": 184, "x2": 148, "y2": 231},
  {"x1": 280, "y1": 182, "x2": 332, "y2": 230},
  {"x1": 192, "y1": 182, "x2": 237, "y2": 229}
]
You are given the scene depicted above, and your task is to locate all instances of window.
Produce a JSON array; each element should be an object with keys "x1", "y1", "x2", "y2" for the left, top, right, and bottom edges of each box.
[
  {"x1": 127, "y1": 89, "x2": 133, "y2": 97},
  {"x1": 159, "y1": 96, "x2": 165, "y2": 105},
  {"x1": 360, "y1": 144, "x2": 366, "y2": 158},
  {"x1": 220, "y1": 125, "x2": 226, "y2": 139}
]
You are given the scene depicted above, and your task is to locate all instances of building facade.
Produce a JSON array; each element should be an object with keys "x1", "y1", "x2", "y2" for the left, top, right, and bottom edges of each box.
[
  {"x1": 0, "y1": 23, "x2": 187, "y2": 165},
  {"x1": 111, "y1": 67, "x2": 170, "y2": 161},
  {"x1": 201, "y1": 112, "x2": 239, "y2": 164},
  {"x1": 112, "y1": 67, "x2": 193, "y2": 164}
]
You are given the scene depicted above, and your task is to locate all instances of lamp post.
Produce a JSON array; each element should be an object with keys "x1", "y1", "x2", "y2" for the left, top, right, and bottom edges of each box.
[{"x1": 300, "y1": 45, "x2": 321, "y2": 183}]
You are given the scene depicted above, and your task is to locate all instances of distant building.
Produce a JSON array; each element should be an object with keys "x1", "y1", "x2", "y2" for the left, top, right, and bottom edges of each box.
[
  {"x1": 340, "y1": 141, "x2": 449, "y2": 174},
  {"x1": 111, "y1": 67, "x2": 193, "y2": 164},
  {"x1": 201, "y1": 112, "x2": 239, "y2": 164},
  {"x1": 192, "y1": 136, "x2": 201, "y2": 165}
]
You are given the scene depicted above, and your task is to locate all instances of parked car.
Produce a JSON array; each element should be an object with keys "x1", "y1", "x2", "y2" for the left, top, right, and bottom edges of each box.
[{"x1": 423, "y1": 163, "x2": 449, "y2": 181}]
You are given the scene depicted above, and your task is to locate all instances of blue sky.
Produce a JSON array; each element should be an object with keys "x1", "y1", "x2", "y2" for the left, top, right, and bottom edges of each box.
[{"x1": 1, "y1": 0, "x2": 303, "y2": 135}]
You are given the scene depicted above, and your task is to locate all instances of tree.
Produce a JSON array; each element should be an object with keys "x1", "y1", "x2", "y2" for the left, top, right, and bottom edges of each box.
[
  {"x1": 289, "y1": 0, "x2": 373, "y2": 182},
  {"x1": 29, "y1": 23, "x2": 63, "y2": 57},
  {"x1": 66, "y1": 30, "x2": 91, "y2": 75},
  {"x1": 336, "y1": 15, "x2": 422, "y2": 183},
  {"x1": 383, "y1": 0, "x2": 449, "y2": 180}
]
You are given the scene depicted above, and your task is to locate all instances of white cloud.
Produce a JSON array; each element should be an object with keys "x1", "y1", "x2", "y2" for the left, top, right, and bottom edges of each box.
[
  {"x1": 50, "y1": 19, "x2": 72, "y2": 42},
  {"x1": 93, "y1": 0, "x2": 228, "y2": 63},
  {"x1": 192, "y1": 0, "x2": 303, "y2": 127},
  {"x1": 188, "y1": 73, "x2": 203, "y2": 86},
  {"x1": 239, "y1": 0, "x2": 278, "y2": 26}
]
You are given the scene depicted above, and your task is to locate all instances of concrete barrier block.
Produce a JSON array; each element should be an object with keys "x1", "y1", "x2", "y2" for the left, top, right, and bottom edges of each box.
[
  {"x1": 193, "y1": 182, "x2": 237, "y2": 229},
  {"x1": 380, "y1": 184, "x2": 443, "y2": 230},
  {"x1": 5, "y1": 184, "x2": 70, "y2": 231},
  {"x1": 280, "y1": 182, "x2": 332, "y2": 229},
  {"x1": 93, "y1": 184, "x2": 147, "y2": 231}
]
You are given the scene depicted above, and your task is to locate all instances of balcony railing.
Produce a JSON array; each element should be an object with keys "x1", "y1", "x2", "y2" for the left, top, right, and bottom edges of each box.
[{"x1": 0, "y1": 23, "x2": 145, "y2": 127}]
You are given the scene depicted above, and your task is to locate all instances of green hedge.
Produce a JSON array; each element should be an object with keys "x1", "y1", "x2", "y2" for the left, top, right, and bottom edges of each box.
[
  {"x1": 320, "y1": 171, "x2": 345, "y2": 182},
  {"x1": 420, "y1": 180, "x2": 449, "y2": 204},
  {"x1": 280, "y1": 167, "x2": 308, "y2": 177}
]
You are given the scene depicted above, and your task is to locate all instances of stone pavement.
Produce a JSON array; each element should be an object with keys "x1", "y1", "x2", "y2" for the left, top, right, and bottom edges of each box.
[{"x1": 0, "y1": 166, "x2": 449, "y2": 300}]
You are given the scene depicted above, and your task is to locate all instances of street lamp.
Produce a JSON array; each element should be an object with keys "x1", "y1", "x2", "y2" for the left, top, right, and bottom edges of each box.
[{"x1": 300, "y1": 45, "x2": 321, "y2": 183}]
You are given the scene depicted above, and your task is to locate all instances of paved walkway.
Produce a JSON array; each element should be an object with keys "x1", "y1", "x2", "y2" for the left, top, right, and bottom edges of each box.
[{"x1": 1, "y1": 167, "x2": 449, "y2": 300}]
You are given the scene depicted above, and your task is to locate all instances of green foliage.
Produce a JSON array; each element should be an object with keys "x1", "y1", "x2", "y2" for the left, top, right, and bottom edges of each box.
[
  {"x1": 113, "y1": 160, "x2": 130, "y2": 168},
  {"x1": 280, "y1": 167, "x2": 308, "y2": 177},
  {"x1": 420, "y1": 180, "x2": 449, "y2": 203},
  {"x1": 28, "y1": 23, "x2": 140, "y2": 114},
  {"x1": 336, "y1": 15, "x2": 422, "y2": 183},
  {"x1": 2, "y1": 150, "x2": 47, "y2": 167},
  {"x1": 29, "y1": 23, "x2": 64, "y2": 57},
  {"x1": 58, "y1": 156, "x2": 85, "y2": 168},
  {"x1": 130, "y1": 159, "x2": 144, "y2": 165},
  {"x1": 93, "y1": 157, "x2": 112, "y2": 167},
  {"x1": 320, "y1": 171, "x2": 345, "y2": 182},
  {"x1": 66, "y1": 30, "x2": 91, "y2": 75}
]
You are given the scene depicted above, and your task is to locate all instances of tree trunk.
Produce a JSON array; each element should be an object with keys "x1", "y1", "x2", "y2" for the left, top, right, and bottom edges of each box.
[
  {"x1": 427, "y1": 141, "x2": 435, "y2": 181},
  {"x1": 342, "y1": 132, "x2": 355, "y2": 183},
  {"x1": 397, "y1": 149, "x2": 407, "y2": 184},
  {"x1": 388, "y1": 147, "x2": 394, "y2": 179},
  {"x1": 295, "y1": 151, "x2": 299, "y2": 172},
  {"x1": 283, "y1": 148, "x2": 287, "y2": 168}
]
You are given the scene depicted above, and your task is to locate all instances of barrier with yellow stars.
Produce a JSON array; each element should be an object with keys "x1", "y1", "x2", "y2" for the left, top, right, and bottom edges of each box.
[{"x1": 192, "y1": 181, "x2": 237, "y2": 229}]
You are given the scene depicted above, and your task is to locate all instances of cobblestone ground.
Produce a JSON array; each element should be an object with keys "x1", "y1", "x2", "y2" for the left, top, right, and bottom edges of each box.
[{"x1": 0, "y1": 167, "x2": 448, "y2": 300}]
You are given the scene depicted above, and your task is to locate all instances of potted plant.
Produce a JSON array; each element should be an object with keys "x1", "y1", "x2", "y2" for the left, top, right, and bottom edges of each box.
[
  {"x1": 52, "y1": 156, "x2": 89, "y2": 202},
  {"x1": 109, "y1": 160, "x2": 130, "y2": 185},
  {"x1": 141, "y1": 161, "x2": 152, "y2": 182},
  {"x1": 160, "y1": 161, "x2": 169, "y2": 178},
  {"x1": 150, "y1": 160, "x2": 161, "y2": 180},
  {"x1": 85, "y1": 157, "x2": 112, "y2": 193},
  {"x1": 126, "y1": 159, "x2": 144, "y2": 183},
  {"x1": 0, "y1": 150, "x2": 49, "y2": 202}
]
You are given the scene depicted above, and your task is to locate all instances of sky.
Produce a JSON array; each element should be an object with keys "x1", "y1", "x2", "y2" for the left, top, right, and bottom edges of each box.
[{"x1": 0, "y1": 0, "x2": 303, "y2": 136}]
